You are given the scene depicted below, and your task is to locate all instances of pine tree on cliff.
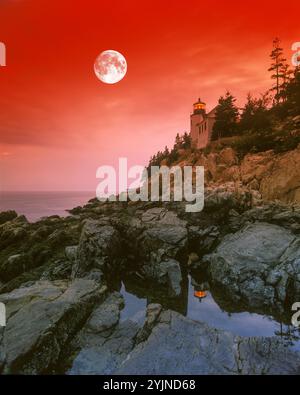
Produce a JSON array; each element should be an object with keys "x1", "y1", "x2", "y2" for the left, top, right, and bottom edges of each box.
[
  {"x1": 211, "y1": 91, "x2": 239, "y2": 140},
  {"x1": 163, "y1": 145, "x2": 170, "y2": 157},
  {"x1": 268, "y1": 38, "x2": 291, "y2": 103},
  {"x1": 284, "y1": 66, "x2": 300, "y2": 116},
  {"x1": 239, "y1": 93, "x2": 271, "y2": 132},
  {"x1": 174, "y1": 133, "x2": 182, "y2": 149},
  {"x1": 279, "y1": 63, "x2": 293, "y2": 101},
  {"x1": 182, "y1": 132, "x2": 191, "y2": 149}
]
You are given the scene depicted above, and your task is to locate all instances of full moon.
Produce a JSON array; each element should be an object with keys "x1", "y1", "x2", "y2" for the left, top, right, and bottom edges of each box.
[{"x1": 94, "y1": 50, "x2": 127, "y2": 84}]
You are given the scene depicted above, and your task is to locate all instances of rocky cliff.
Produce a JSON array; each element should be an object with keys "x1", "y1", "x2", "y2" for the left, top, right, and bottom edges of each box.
[{"x1": 173, "y1": 144, "x2": 300, "y2": 205}]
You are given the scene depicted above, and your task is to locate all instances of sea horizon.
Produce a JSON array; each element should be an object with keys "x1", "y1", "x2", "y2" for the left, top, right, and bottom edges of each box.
[{"x1": 0, "y1": 190, "x2": 95, "y2": 222}]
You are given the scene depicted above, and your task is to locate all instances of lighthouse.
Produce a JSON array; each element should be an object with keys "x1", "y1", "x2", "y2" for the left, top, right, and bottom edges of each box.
[{"x1": 190, "y1": 98, "x2": 216, "y2": 149}]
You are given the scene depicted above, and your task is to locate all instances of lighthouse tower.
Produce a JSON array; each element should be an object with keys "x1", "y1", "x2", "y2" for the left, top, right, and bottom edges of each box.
[
  {"x1": 190, "y1": 98, "x2": 216, "y2": 149},
  {"x1": 190, "y1": 98, "x2": 206, "y2": 148}
]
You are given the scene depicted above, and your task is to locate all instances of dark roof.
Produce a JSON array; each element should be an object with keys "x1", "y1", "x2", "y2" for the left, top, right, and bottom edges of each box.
[
  {"x1": 207, "y1": 107, "x2": 217, "y2": 117},
  {"x1": 193, "y1": 97, "x2": 206, "y2": 106}
]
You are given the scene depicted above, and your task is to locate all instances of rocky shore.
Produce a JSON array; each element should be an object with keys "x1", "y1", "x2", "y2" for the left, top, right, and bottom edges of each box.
[{"x1": 1, "y1": 185, "x2": 300, "y2": 374}]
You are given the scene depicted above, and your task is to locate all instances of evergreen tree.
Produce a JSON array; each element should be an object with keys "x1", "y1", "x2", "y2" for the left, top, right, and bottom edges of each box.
[
  {"x1": 239, "y1": 93, "x2": 271, "y2": 132},
  {"x1": 163, "y1": 145, "x2": 170, "y2": 157},
  {"x1": 268, "y1": 38, "x2": 291, "y2": 103},
  {"x1": 182, "y1": 132, "x2": 191, "y2": 149},
  {"x1": 167, "y1": 147, "x2": 179, "y2": 164},
  {"x1": 239, "y1": 93, "x2": 254, "y2": 130},
  {"x1": 280, "y1": 63, "x2": 293, "y2": 93},
  {"x1": 284, "y1": 67, "x2": 300, "y2": 116},
  {"x1": 174, "y1": 133, "x2": 182, "y2": 148},
  {"x1": 211, "y1": 91, "x2": 239, "y2": 140}
]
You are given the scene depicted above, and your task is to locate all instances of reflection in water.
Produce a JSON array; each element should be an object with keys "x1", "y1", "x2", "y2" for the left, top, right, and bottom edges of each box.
[
  {"x1": 194, "y1": 290, "x2": 207, "y2": 300},
  {"x1": 193, "y1": 279, "x2": 209, "y2": 302},
  {"x1": 119, "y1": 282, "x2": 146, "y2": 324},
  {"x1": 274, "y1": 323, "x2": 300, "y2": 351},
  {"x1": 118, "y1": 272, "x2": 300, "y2": 351}
]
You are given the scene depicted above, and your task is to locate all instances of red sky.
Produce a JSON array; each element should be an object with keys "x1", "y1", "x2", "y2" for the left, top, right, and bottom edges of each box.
[{"x1": 0, "y1": 0, "x2": 299, "y2": 191}]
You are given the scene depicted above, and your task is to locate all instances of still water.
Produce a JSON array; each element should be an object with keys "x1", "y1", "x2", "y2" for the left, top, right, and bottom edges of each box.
[{"x1": 119, "y1": 275, "x2": 300, "y2": 351}]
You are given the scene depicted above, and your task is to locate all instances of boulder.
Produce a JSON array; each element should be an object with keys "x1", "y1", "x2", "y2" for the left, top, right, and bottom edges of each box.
[
  {"x1": 86, "y1": 292, "x2": 124, "y2": 334},
  {"x1": 0, "y1": 254, "x2": 29, "y2": 282},
  {"x1": 139, "y1": 209, "x2": 188, "y2": 263},
  {"x1": 140, "y1": 258, "x2": 183, "y2": 297},
  {"x1": 0, "y1": 211, "x2": 18, "y2": 225},
  {"x1": 47, "y1": 229, "x2": 70, "y2": 247},
  {"x1": 67, "y1": 320, "x2": 139, "y2": 375},
  {"x1": 0, "y1": 215, "x2": 28, "y2": 249},
  {"x1": 203, "y1": 222, "x2": 300, "y2": 313},
  {"x1": 117, "y1": 310, "x2": 300, "y2": 375},
  {"x1": 40, "y1": 259, "x2": 72, "y2": 281},
  {"x1": 65, "y1": 292, "x2": 138, "y2": 375},
  {"x1": 188, "y1": 225, "x2": 220, "y2": 257},
  {"x1": 65, "y1": 245, "x2": 78, "y2": 262},
  {"x1": 219, "y1": 147, "x2": 238, "y2": 166},
  {"x1": 260, "y1": 145, "x2": 300, "y2": 203},
  {"x1": 240, "y1": 151, "x2": 274, "y2": 184},
  {"x1": 73, "y1": 220, "x2": 121, "y2": 277},
  {"x1": 142, "y1": 225, "x2": 187, "y2": 251},
  {"x1": 0, "y1": 279, "x2": 106, "y2": 374}
]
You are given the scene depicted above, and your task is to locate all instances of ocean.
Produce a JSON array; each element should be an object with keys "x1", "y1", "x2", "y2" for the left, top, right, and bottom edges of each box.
[{"x1": 0, "y1": 191, "x2": 94, "y2": 222}]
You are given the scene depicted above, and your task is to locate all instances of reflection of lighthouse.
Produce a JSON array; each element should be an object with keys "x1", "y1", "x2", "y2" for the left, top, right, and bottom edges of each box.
[
  {"x1": 194, "y1": 289, "x2": 207, "y2": 302},
  {"x1": 192, "y1": 279, "x2": 209, "y2": 303}
]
